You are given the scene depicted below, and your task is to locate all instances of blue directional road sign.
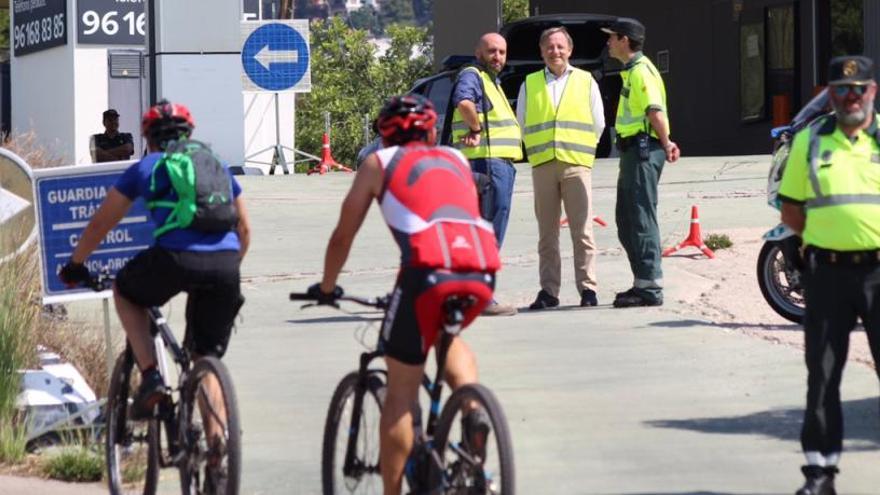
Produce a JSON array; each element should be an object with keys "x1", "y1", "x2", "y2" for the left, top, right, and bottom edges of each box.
[
  {"x1": 33, "y1": 162, "x2": 153, "y2": 303},
  {"x1": 241, "y1": 20, "x2": 311, "y2": 93}
]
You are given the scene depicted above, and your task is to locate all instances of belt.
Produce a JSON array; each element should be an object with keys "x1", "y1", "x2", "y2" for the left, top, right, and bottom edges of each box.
[
  {"x1": 806, "y1": 247, "x2": 880, "y2": 265},
  {"x1": 616, "y1": 133, "x2": 660, "y2": 151}
]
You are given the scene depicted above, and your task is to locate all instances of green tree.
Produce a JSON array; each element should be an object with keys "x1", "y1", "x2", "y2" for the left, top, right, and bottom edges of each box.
[
  {"x1": 296, "y1": 18, "x2": 432, "y2": 169},
  {"x1": 379, "y1": 0, "x2": 416, "y2": 28},
  {"x1": 503, "y1": 0, "x2": 529, "y2": 24},
  {"x1": 349, "y1": 5, "x2": 382, "y2": 36}
]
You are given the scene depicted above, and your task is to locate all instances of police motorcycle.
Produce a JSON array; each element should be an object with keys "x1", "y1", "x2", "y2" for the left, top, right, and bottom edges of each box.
[{"x1": 758, "y1": 89, "x2": 830, "y2": 323}]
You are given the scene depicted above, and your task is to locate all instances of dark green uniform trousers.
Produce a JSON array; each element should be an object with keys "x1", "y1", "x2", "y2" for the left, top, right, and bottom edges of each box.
[{"x1": 615, "y1": 143, "x2": 666, "y2": 302}]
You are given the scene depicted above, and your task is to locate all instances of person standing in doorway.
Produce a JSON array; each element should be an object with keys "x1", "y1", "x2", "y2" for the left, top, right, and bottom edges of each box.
[
  {"x1": 516, "y1": 26, "x2": 604, "y2": 310},
  {"x1": 450, "y1": 32, "x2": 523, "y2": 316},
  {"x1": 603, "y1": 18, "x2": 680, "y2": 308},
  {"x1": 92, "y1": 109, "x2": 134, "y2": 163}
]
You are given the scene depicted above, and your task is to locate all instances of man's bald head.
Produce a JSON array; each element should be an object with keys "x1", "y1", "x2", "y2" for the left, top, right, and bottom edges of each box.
[{"x1": 475, "y1": 32, "x2": 507, "y2": 75}]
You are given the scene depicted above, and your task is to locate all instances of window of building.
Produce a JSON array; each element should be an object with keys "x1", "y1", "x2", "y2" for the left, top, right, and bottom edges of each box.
[
  {"x1": 739, "y1": 3, "x2": 798, "y2": 124},
  {"x1": 831, "y1": 0, "x2": 863, "y2": 56},
  {"x1": 766, "y1": 4, "x2": 796, "y2": 125},
  {"x1": 740, "y1": 22, "x2": 765, "y2": 121}
]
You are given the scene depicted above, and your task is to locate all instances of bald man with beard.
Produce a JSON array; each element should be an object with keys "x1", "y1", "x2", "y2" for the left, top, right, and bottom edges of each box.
[{"x1": 450, "y1": 33, "x2": 523, "y2": 316}]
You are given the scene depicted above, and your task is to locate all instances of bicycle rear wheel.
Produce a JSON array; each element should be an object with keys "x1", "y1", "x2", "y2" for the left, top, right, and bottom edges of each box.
[
  {"x1": 105, "y1": 349, "x2": 160, "y2": 495},
  {"x1": 322, "y1": 370, "x2": 386, "y2": 495},
  {"x1": 178, "y1": 356, "x2": 241, "y2": 495},
  {"x1": 430, "y1": 383, "x2": 514, "y2": 495}
]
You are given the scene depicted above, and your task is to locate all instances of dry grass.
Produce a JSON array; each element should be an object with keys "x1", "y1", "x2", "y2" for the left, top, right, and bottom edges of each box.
[
  {"x1": 2, "y1": 130, "x2": 66, "y2": 170},
  {"x1": 0, "y1": 133, "x2": 110, "y2": 468}
]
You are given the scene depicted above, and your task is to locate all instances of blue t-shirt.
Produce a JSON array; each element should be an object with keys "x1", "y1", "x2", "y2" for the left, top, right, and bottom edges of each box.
[
  {"x1": 114, "y1": 151, "x2": 242, "y2": 252},
  {"x1": 451, "y1": 66, "x2": 496, "y2": 114}
]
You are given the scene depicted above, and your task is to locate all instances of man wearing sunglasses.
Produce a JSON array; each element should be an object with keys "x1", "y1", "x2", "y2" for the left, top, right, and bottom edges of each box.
[{"x1": 777, "y1": 55, "x2": 880, "y2": 495}]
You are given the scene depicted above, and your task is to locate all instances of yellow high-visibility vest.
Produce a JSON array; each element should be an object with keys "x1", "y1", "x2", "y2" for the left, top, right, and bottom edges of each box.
[
  {"x1": 615, "y1": 54, "x2": 667, "y2": 139},
  {"x1": 451, "y1": 66, "x2": 522, "y2": 160},
  {"x1": 778, "y1": 114, "x2": 880, "y2": 250},
  {"x1": 522, "y1": 68, "x2": 598, "y2": 167}
]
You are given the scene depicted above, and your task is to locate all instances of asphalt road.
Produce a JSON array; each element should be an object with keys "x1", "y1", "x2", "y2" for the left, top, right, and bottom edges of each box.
[{"x1": 11, "y1": 155, "x2": 880, "y2": 494}]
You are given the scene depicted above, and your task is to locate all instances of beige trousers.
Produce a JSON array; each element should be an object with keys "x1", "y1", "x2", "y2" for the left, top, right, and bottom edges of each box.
[{"x1": 532, "y1": 159, "x2": 597, "y2": 296}]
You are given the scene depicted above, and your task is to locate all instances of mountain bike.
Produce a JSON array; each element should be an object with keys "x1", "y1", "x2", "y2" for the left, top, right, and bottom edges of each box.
[
  {"x1": 88, "y1": 271, "x2": 241, "y2": 495},
  {"x1": 290, "y1": 290, "x2": 515, "y2": 495}
]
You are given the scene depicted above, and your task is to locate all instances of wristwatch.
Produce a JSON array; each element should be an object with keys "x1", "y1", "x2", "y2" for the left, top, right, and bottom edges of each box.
[{"x1": 469, "y1": 127, "x2": 482, "y2": 134}]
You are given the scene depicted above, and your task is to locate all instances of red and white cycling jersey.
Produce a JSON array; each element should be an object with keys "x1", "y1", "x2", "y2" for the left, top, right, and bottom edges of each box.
[{"x1": 376, "y1": 144, "x2": 500, "y2": 272}]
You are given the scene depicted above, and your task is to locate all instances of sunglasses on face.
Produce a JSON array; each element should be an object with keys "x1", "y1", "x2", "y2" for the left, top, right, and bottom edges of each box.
[{"x1": 831, "y1": 84, "x2": 868, "y2": 97}]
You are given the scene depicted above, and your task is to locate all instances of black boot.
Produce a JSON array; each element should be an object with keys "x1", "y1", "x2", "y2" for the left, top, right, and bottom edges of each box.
[{"x1": 795, "y1": 465, "x2": 837, "y2": 495}]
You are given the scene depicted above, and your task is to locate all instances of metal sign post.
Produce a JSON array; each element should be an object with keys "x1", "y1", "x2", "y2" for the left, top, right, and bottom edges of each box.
[{"x1": 240, "y1": 20, "x2": 317, "y2": 174}]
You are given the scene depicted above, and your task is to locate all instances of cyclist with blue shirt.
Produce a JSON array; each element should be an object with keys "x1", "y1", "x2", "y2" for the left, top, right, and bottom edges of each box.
[{"x1": 59, "y1": 100, "x2": 251, "y2": 420}]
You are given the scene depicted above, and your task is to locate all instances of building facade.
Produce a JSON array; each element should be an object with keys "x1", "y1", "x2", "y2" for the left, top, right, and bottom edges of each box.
[{"x1": 531, "y1": 0, "x2": 876, "y2": 155}]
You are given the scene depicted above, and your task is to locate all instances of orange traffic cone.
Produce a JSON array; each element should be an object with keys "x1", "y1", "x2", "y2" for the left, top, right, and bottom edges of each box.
[
  {"x1": 308, "y1": 133, "x2": 353, "y2": 175},
  {"x1": 560, "y1": 216, "x2": 607, "y2": 227},
  {"x1": 662, "y1": 205, "x2": 715, "y2": 258}
]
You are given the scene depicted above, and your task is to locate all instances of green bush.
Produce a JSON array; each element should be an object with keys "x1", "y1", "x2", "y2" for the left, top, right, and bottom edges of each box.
[
  {"x1": 705, "y1": 233, "x2": 734, "y2": 251},
  {"x1": 42, "y1": 445, "x2": 103, "y2": 482},
  {"x1": 0, "y1": 420, "x2": 28, "y2": 464}
]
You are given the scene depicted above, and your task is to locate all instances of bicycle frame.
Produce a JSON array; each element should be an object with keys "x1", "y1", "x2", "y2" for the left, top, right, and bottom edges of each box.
[{"x1": 342, "y1": 320, "x2": 461, "y2": 478}]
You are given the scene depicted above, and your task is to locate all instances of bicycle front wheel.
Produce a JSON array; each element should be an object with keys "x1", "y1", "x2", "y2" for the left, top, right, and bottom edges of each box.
[
  {"x1": 430, "y1": 383, "x2": 514, "y2": 495},
  {"x1": 105, "y1": 349, "x2": 160, "y2": 495},
  {"x1": 322, "y1": 370, "x2": 386, "y2": 495},
  {"x1": 178, "y1": 356, "x2": 241, "y2": 495}
]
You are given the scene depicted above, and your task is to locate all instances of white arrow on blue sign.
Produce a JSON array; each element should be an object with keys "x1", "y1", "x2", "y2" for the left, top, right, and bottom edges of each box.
[
  {"x1": 33, "y1": 161, "x2": 154, "y2": 303},
  {"x1": 241, "y1": 21, "x2": 311, "y2": 93}
]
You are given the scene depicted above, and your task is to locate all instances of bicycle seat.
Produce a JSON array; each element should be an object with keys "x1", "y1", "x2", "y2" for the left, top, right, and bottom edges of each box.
[{"x1": 442, "y1": 295, "x2": 477, "y2": 327}]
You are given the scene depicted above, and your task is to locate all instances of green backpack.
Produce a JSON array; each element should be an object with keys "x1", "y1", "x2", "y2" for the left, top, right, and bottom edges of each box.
[{"x1": 147, "y1": 139, "x2": 239, "y2": 237}]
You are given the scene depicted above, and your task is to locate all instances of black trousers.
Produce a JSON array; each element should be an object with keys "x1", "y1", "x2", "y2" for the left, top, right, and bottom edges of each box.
[{"x1": 800, "y1": 260, "x2": 880, "y2": 455}]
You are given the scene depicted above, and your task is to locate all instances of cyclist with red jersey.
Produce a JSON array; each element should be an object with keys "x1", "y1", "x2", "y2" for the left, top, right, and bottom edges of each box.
[{"x1": 310, "y1": 94, "x2": 500, "y2": 495}]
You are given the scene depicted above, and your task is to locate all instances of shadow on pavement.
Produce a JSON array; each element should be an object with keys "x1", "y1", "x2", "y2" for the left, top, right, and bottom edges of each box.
[
  {"x1": 645, "y1": 397, "x2": 880, "y2": 451},
  {"x1": 286, "y1": 314, "x2": 382, "y2": 324},
  {"x1": 650, "y1": 319, "x2": 801, "y2": 332}
]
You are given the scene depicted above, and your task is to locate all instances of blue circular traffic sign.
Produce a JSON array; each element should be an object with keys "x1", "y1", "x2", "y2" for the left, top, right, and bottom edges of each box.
[{"x1": 242, "y1": 23, "x2": 310, "y2": 92}]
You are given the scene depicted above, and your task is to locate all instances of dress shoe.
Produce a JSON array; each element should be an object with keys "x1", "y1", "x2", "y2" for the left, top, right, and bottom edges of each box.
[
  {"x1": 528, "y1": 289, "x2": 559, "y2": 310},
  {"x1": 580, "y1": 289, "x2": 598, "y2": 307}
]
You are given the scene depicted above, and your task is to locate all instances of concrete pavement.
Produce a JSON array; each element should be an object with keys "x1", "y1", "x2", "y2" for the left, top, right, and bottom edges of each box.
[{"x1": 9, "y1": 155, "x2": 880, "y2": 494}]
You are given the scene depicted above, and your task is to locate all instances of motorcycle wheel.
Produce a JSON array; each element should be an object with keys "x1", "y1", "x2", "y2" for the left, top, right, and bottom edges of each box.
[{"x1": 757, "y1": 241, "x2": 805, "y2": 324}]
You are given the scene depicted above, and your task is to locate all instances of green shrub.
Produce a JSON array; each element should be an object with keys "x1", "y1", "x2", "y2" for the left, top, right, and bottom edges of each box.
[
  {"x1": 705, "y1": 233, "x2": 734, "y2": 251},
  {"x1": 42, "y1": 445, "x2": 103, "y2": 482},
  {"x1": 0, "y1": 419, "x2": 28, "y2": 464},
  {"x1": 0, "y1": 253, "x2": 37, "y2": 463}
]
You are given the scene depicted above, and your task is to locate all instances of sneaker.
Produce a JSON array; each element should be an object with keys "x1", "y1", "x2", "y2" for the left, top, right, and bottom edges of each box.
[
  {"x1": 580, "y1": 289, "x2": 598, "y2": 307},
  {"x1": 482, "y1": 302, "x2": 517, "y2": 316},
  {"x1": 612, "y1": 292, "x2": 663, "y2": 308},
  {"x1": 129, "y1": 369, "x2": 168, "y2": 420},
  {"x1": 614, "y1": 287, "x2": 637, "y2": 301},
  {"x1": 528, "y1": 290, "x2": 559, "y2": 310},
  {"x1": 461, "y1": 409, "x2": 491, "y2": 462},
  {"x1": 796, "y1": 465, "x2": 837, "y2": 495}
]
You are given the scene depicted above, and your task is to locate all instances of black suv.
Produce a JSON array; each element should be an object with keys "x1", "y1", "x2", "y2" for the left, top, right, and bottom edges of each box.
[{"x1": 409, "y1": 14, "x2": 623, "y2": 158}]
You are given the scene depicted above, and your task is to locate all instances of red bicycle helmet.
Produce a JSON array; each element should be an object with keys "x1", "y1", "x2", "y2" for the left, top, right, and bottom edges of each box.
[
  {"x1": 375, "y1": 94, "x2": 437, "y2": 144},
  {"x1": 141, "y1": 100, "x2": 195, "y2": 148}
]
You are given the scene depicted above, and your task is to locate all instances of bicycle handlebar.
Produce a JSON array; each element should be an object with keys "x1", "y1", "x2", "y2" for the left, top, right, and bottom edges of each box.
[
  {"x1": 289, "y1": 292, "x2": 389, "y2": 310},
  {"x1": 86, "y1": 267, "x2": 114, "y2": 292}
]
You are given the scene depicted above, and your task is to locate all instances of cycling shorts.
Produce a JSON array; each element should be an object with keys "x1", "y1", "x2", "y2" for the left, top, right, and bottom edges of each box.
[
  {"x1": 115, "y1": 246, "x2": 243, "y2": 358},
  {"x1": 380, "y1": 268, "x2": 495, "y2": 365}
]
